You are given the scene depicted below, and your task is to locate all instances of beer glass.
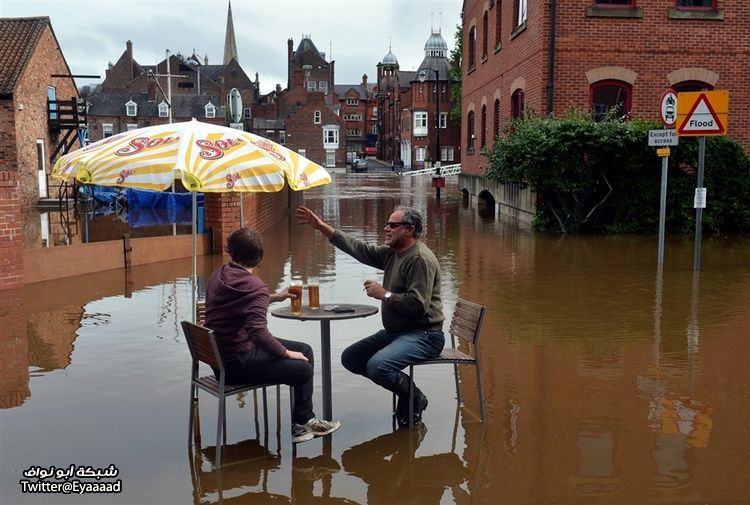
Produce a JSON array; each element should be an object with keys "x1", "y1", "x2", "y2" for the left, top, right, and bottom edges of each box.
[
  {"x1": 307, "y1": 277, "x2": 320, "y2": 309},
  {"x1": 290, "y1": 278, "x2": 303, "y2": 314}
]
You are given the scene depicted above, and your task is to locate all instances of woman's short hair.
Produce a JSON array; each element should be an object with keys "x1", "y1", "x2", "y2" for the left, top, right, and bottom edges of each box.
[
  {"x1": 225, "y1": 228, "x2": 264, "y2": 267},
  {"x1": 396, "y1": 206, "x2": 424, "y2": 238}
]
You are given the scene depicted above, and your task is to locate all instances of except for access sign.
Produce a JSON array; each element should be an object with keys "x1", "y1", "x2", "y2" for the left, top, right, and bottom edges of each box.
[
  {"x1": 648, "y1": 129, "x2": 678, "y2": 146},
  {"x1": 676, "y1": 90, "x2": 728, "y2": 136}
]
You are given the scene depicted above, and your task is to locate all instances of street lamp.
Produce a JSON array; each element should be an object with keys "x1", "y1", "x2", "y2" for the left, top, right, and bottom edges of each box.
[{"x1": 418, "y1": 67, "x2": 444, "y2": 198}]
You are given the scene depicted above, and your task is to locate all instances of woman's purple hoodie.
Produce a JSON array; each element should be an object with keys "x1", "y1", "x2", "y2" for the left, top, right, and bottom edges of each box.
[{"x1": 205, "y1": 263, "x2": 287, "y2": 362}]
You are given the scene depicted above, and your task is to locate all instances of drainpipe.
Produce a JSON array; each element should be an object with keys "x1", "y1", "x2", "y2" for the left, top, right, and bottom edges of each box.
[{"x1": 546, "y1": 0, "x2": 558, "y2": 115}]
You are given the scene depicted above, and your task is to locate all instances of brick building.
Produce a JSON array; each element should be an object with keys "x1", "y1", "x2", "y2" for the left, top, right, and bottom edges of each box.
[
  {"x1": 334, "y1": 75, "x2": 376, "y2": 160},
  {"x1": 460, "y1": 0, "x2": 750, "y2": 220},
  {"x1": 0, "y1": 17, "x2": 81, "y2": 290},
  {"x1": 376, "y1": 30, "x2": 461, "y2": 169}
]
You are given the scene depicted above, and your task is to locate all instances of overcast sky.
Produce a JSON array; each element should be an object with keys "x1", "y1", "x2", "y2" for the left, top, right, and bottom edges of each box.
[{"x1": 1, "y1": 0, "x2": 462, "y2": 94}]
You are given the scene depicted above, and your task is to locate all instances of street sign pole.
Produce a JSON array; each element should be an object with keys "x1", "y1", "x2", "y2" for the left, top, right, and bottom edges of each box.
[
  {"x1": 657, "y1": 154, "x2": 668, "y2": 265},
  {"x1": 693, "y1": 136, "x2": 706, "y2": 271}
]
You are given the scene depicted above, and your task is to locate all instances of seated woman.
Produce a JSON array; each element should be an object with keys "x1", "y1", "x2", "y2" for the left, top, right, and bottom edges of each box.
[{"x1": 205, "y1": 227, "x2": 341, "y2": 444}]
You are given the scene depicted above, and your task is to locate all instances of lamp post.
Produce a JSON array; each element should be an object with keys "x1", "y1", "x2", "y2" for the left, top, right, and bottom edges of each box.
[{"x1": 418, "y1": 67, "x2": 444, "y2": 199}]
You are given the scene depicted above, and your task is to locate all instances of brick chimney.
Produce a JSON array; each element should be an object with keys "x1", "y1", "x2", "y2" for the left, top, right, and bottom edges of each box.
[
  {"x1": 126, "y1": 40, "x2": 134, "y2": 80},
  {"x1": 362, "y1": 74, "x2": 368, "y2": 89}
]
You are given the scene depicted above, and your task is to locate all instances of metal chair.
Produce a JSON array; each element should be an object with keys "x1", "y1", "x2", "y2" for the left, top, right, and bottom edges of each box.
[
  {"x1": 394, "y1": 297, "x2": 487, "y2": 426},
  {"x1": 182, "y1": 320, "x2": 285, "y2": 466}
]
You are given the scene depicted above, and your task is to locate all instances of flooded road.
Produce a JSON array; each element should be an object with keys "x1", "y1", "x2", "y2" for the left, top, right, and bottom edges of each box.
[{"x1": 2, "y1": 174, "x2": 749, "y2": 504}]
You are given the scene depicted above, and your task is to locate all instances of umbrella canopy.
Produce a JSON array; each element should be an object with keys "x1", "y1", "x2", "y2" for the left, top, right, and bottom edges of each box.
[{"x1": 52, "y1": 119, "x2": 331, "y2": 192}]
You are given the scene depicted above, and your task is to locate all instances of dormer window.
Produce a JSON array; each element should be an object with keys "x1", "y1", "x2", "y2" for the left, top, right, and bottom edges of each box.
[
  {"x1": 125, "y1": 100, "x2": 137, "y2": 117},
  {"x1": 205, "y1": 101, "x2": 216, "y2": 119},
  {"x1": 314, "y1": 110, "x2": 321, "y2": 124},
  {"x1": 158, "y1": 101, "x2": 169, "y2": 118}
]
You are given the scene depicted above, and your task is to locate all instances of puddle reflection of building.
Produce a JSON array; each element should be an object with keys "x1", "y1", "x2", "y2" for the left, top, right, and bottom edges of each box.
[{"x1": 341, "y1": 424, "x2": 468, "y2": 505}]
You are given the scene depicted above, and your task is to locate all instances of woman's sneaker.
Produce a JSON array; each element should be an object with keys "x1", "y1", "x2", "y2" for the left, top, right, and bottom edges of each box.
[{"x1": 292, "y1": 418, "x2": 341, "y2": 444}]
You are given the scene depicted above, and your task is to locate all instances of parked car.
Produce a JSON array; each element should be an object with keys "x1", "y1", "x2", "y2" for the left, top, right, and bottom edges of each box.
[{"x1": 351, "y1": 158, "x2": 368, "y2": 172}]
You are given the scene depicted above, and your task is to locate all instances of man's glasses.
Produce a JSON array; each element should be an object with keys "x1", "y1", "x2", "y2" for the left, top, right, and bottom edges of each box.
[{"x1": 386, "y1": 221, "x2": 410, "y2": 229}]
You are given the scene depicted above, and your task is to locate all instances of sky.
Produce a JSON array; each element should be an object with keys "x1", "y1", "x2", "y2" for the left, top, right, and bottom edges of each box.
[{"x1": 0, "y1": 0, "x2": 462, "y2": 94}]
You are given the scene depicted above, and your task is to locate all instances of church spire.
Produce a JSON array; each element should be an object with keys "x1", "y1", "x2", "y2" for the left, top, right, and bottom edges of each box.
[{"x1": 223, "y1": 1, "x2": 238, "y2": 64}]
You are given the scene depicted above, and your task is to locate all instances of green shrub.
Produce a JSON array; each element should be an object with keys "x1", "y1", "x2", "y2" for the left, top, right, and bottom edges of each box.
[{"x1": 486, "y1": 112, "x2": 750, "y2": 234}]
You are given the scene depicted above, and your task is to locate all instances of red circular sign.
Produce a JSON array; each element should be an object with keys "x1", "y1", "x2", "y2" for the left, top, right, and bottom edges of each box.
[{"x1": 660, "y1": 89, "x2": 677, "y2": 128}]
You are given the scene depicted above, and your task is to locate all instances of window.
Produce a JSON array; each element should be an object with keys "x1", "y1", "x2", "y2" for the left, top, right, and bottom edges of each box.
[
  {"x1": 314, "y1": 110, "x2": 321, "y2": 124},
  {"x1": 515, "y1": 0, "x2": 528, "y2": 27},
  {"x1": 416, "y1": 146, "x2": 426, "y2": 161},
  {"x1": 47, "y1": 86, "x2": 57, "y2": 120},
  {"x1": 344, "y1": 114, "x2": 362, "y2": 121},
  {"x1": 323, "y1": 127, "x2": 339, "y2": 146},
  {"x1": 158, "y1": 101, "x2": 169, "y2": 117},
  {"x1": 125, "y1": 100, "x2": 137, "y2": 117},
  {"x1": 468, "y1": 26, "x2": 477, "y2": 70},
  {"x1": 298, "y1": 148, "x2": 306, "y2": 158},
  {"x1": 481, "y1": 105, "x2": 487, "y2": 149},
  {"x1": 511, "y1": 89, "x2": 525, "y2": 119},
  {"x1": 280, "y1": 130, "x2": 286, "y2": 144},
  {"x1": 244, "y1": 108, "x2": 252, "y2": 119},
  {"x1": 414, "y1": 112, "x2": 428, "y2": 136},
  {"x1": 127, "y1": 123, "x2": 138, "y2": 131},
  {"x1": 177, "y1": 82, "x2": 194, "y2": 89},
  {"x1": 307, "y1": 80, "x2": 316, "y2": 92},
  {"x1": 347, "y1": 98, "x2": 359, "y2": 106},
  {"x1": 673, "y1": 80, "x2": 712, "y2": 93},
  {"x1": 495, "y1": 0, "x2": 503, "y2": 47},
  {"x1": 676, "y1": 0, "x2": 715, "y2": 8},
  {"x1": 347, "y1": 129, "x2": 362, "y2": 137},
  {"x1": 590, "y1": 80, "x2": 631, "y2": 121},
  {"x1": 441, "y1": 146, "x2": 455, "y2": 162},
  {"x1": 482, "y1": 11, "x2": 489, "y2": 59},
  {"x1": 102, "y1": 123, "x2": 114, "y2": 138},
  {"x1": 593, "y1": 0, "x2": 634, "y2": 5},
  {"x1": 319, "y1": 81, "x2": 328, "y2": 94},
  {"x1": 204, "y1": 101, "x2": 216, "y2": 119},
  {"x1": 439, "y1": 112, "x2": 448, "y2": 129},
  {"x1": 467, "y1": 111, "x2": 475, "y2": 153},
  {"x1": 494, "y1": 98, "x2": 501, "y2": 139}
]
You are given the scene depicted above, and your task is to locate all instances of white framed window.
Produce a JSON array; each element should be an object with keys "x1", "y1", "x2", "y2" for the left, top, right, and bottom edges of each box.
[
  {"x1": 319, "y1": 81, "x2": 328, "y2": 94},
  {"x1": 325, "y1": 150, "x2": 335, "y2": 167},
  {"x1": 323, "y1": 127, "x2": 339, "y2": 148},
  {"x1": 127, "y1": 123, "x2": 138, "y2": 131},
  {"x1": 280, "y1": 130, "x2": 286, "y2": 145},
  {"x1": 372, "y1": 107, "x2": 378, "y2": 117},
  {"x1": 158, "y1": 101, "x2": 169, "y2": 117},
  {"x1": 125, "y1": 100, "x2": 137, "y2": 117},
  {"x1": 307, "y1": 80, "x2": 317, "y2": 92},
  {"x1": 439, "y1": 112, "x2": 448, "y2": 129},
  {"x1": 414, "y1": 112, "x2": 428, "y2": 136},
  {"x1": 204, "y1": 101, "x2": 216, "y2": 119},
  {"x1": 298, "y1": 148, "x2": 306, "y2": 158},
  {"x1": 415, "y1": 146, "x2": 426, "y2": 161},
  {"x1": 344, "y1": 114, "x2": 362, "y2": 121},
  {"x1": 102, "y1": 123, "x2": 114, "y2": 138},
  {"x1": 346, "y1": 98, "x2": 359, "y2": 106},
  {"x1": 243, "y1": 107, "x2": 252, "y2": 119},
  {"x1": 314, "y1": 110, "x2": 321, "y2": 124},
  {"x1": 517, "y1": 0, "x2": 527, "y2": 27},
  {"x1": 441, "y1": 146, "x2": 455, "y2": 162}
]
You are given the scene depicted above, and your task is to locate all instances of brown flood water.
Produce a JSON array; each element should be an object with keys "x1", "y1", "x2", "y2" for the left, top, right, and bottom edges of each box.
[{"x1": 2, "y1": 174, "x2": 749, "y2": 505}]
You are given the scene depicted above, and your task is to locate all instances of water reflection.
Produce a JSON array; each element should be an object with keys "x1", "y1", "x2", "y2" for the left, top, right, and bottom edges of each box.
[{"x1": 2, "y1": 174, "x2": 750, "y2": 504}]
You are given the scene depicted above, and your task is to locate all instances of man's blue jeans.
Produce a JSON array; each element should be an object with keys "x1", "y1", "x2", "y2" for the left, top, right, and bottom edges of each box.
[{"x1": 341, "y1": 328, "x2": 445, "y2": 391}]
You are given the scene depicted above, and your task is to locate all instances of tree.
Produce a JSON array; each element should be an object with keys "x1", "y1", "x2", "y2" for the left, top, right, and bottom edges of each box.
[{"x1": 449, "y1": 24, "x2": 462, "y2": 122}]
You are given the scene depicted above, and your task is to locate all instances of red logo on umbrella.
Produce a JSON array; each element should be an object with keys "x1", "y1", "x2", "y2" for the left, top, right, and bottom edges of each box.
[
  {"x1": 116, "y1": 168, "x2": 136, "y2": 184},
  {"x1": 115, "y1": 136, "x2": 178, "y2": 156},
  {"x1": 196, "y1": 138, "x2": 242, "y2": 160}
]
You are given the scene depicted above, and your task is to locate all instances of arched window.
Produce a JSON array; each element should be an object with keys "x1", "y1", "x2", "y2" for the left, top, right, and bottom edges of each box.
[
  {"x1": 494, "y1": 98, "x2": 501, "y2": 140},
  {"x1": 481, "y1": 104, "x2": 487, "y2": 149},
  {"x1": 204, "y1": 101, "x2": 216, "y2": 119},
  {"x1": 468, "y1": 26, "x2": 477, "y2": 70},
  {"x1": 511, "y1": 89, "x2": 524, "y2": 119},
  {"x1": 314, "y1": 110, "x2": 321, "y2": 124},
  {"x1": 467, "y1": 110, "x2": 475, "y2": 153},
  {"x1": 590, "y1": 80, "x2": 631, "y2": 121},
  {"x1": 495, "y1": 1, "x2": 503, "y2": 47},
  {"x1": 482, "y1": 11, "x2": 489, "y2": 59},
  {"x1": 673, "y1": 80, "x2": 713, "y2": 93}
]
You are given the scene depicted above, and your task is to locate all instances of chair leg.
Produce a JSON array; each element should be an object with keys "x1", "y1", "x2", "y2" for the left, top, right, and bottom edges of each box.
[
  {"x1": 475, "y1": 362, "x2": 485, "y2": 422},
  {"x1": 188, "y1": 384, "x2": 197, "y2": 448},
  {"x1": 453, "y1": 363, "x2": 461, "y2": 406},
  {"x1": 216, "y1": 396, "x2": 225, "y2": 466},
  {"x1": 408, "y1": 366, "x2": 415, "y2": 427}
]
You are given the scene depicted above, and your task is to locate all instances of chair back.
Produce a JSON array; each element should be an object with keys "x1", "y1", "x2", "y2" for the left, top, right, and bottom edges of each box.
[
  {"x1": 196, "y1": 301, "x2": 207, "y2": 326},
  {"x1": 182, "y1": 321, "x2": 223, "y2": 374},
  {"x1": 449, "y1": 298, "x2": 486, "y2": 347}
]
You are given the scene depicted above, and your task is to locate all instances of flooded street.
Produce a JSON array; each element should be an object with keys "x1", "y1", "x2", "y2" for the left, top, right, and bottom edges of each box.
[{"x1": 2, "y1": 173, "x2": 749, "y2": 504}]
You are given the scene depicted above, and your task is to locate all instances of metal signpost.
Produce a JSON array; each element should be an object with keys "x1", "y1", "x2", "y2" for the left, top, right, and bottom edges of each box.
[
  {"x1": 651, "y1": 89, "x2": 678, "y2": 266},
  {"x1": 676, "y1": 90, "x2": 729, "y2": 271}
]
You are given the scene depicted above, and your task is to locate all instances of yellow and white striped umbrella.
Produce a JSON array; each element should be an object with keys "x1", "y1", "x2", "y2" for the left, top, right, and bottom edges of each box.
[{"x1": 52, "y1": 119, "x2": 331, "y2": 192}]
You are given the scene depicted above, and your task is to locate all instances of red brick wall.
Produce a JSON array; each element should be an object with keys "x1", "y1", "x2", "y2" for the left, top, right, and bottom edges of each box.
[
  {"x1": 0, "y1": 288, "x2": 29, "y2": 408},
  {"x1": 461, "y1": 0, "x2": 750, "y2": 178},
  {"x1": 0, "y1": 172, "x2": 24, "y2": 290},
  {"x1": 284, "y1": 94, "x2": 346, "y2": 167},
  {"x1": 13, "y1": 25, "x2": 80, "y2": 208}
]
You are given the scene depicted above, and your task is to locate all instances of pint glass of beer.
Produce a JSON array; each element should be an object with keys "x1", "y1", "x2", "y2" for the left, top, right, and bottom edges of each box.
[
  {"x1": 307, "y1": 277, "x2": 320, "y2": 309},
  {"x1": 290, "y1": 278, "x2": 303, "y2": 314}
]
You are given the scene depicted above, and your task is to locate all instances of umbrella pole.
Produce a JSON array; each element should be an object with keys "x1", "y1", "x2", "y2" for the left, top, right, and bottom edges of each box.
[{"x1": 192, "y1": 191, "x2": 197, "y2": 323}]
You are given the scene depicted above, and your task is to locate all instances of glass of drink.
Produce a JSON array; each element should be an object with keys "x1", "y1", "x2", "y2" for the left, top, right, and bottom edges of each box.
[
  {"x1": 289, "y1": 278, "x2": 303, "y2": 314},
  {"x1": 307, "y1": 277, "x2": 320, "y2": 309}
]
